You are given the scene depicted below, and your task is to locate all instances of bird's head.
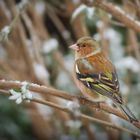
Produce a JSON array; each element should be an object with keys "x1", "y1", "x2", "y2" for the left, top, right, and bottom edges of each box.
[{"x1": 69, "y1": 36, "x2": 101, "y2": 59}]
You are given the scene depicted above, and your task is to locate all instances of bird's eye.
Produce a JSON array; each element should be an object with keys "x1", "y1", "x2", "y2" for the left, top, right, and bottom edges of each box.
[
  {"x1": 77, "y1": 43, "x2": 80, "y2": 46},
  {"x1": 82, "y1": 44, "x2": 86, "y2": 47}
]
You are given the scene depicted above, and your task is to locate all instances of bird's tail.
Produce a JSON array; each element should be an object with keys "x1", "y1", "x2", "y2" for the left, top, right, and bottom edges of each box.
[{"x1": 119, "y1": 104, "x2": 138, "y2": 122}]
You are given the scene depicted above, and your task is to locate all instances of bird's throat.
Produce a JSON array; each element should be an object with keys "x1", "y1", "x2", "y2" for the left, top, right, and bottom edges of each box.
[
  {"x1": 85, "y1": 48, "x2": 101, "y2": 58},
  {"x1": 75, "y1": 47, "x2": 101, "y2": 60}
]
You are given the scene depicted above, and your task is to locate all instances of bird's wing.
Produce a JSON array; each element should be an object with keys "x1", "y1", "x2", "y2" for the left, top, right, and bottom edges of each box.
[{"x1": 75, "y1": 58, "x2": 122, "y2": 104}]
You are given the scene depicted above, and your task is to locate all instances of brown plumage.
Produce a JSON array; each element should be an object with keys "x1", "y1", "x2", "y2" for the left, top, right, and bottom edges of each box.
[{"x1": 70, "y1": 36, "x2": 138, "y2": 122}]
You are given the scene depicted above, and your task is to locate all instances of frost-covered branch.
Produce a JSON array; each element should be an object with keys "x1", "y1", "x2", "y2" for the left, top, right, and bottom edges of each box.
[
  {"x1": 84, "y1": 0, "x2": 140, "y2": 32},
  {"x1": 0, "y1": 88, "x2": 139, "y2": 138},
  {"x1": 0, "y1": 79, "x2": 140, "y2": 130}
]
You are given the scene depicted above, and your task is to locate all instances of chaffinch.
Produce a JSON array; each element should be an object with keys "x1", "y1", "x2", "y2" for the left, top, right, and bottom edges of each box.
[{"x1": 70, "y1": 36, "x2": 138, "y2": 122}]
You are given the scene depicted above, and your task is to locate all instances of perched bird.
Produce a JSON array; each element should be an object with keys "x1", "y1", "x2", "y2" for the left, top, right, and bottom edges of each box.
[{"x1": 70, "y1": 36, "x2": 138, "y2": 122}]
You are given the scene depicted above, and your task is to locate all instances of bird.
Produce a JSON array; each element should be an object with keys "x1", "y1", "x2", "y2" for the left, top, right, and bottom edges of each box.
[{"x1": 70, "y1": 36, "x2": 138, "y2": 122}]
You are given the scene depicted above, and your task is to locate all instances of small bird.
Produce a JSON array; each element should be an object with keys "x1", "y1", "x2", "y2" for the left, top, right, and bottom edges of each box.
[{"x1": 70, "y1": 36, "x2": 138, "y2": 122}]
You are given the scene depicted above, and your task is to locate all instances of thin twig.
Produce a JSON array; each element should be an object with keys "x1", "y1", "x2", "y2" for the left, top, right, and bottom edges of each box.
[
  {"x1": 0, "y1": 80, "x2": 140, "y2": 129},
  {"x1": 0, "y1": 89, "x2": 139, "y2": 138},
  {"x1": 89, "y1": 0, "x2": 140, "y2": 32},
  {"x1": 33, "y1": 98, "x2": 140, "y2": 138}
]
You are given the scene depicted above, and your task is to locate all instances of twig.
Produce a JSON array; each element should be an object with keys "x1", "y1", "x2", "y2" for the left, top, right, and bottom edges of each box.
[
  {"x1": 88, "y1": 0, "x2": 140, "y2": 33},
  {"x1": 0, "y1": 89, "x2": 139, "y2": 138},
  {"x1": 52, "y1": 51, "x2": 75, "y2": 83},
  {"x1": 0, "y1": 0, "x2": 28, "y2": 42},
  {"x1": 33, "y1": 98, "x2": 140, "y2": 138},
  {"x1": 0, "y1": 80, "x2": 140, "y2": 129},
  {"x1": 45, "y1": 2, "x2": 71, "y2": 46}
]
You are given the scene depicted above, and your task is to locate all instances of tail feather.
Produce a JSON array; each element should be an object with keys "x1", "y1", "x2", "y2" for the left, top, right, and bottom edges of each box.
[{"x1": 119, "y1": 104, "x2": 138, "y2": 122}]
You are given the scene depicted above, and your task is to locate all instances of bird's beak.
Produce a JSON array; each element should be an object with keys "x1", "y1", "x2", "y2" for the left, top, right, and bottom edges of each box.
[{"x1": 69, "y1": 44, "x2": 79, "y2": 51}]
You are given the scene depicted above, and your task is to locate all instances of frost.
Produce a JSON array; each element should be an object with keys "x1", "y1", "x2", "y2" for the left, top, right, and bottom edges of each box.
[
  {"x1": 0, "y1": 26, "x2": 11, "y2": 42},
  {"x1": 17, "y1": 0, "x2": 28, "y2": 12},
  {"x1": 30, "y1": 83, "x2": 39, "y2": 87},
  {"x1": 108, "y1": 14, "x2": 112, "y2": 19},
  {"x1": 9, "y1": 82, "x2": 33, "y2": 104},
  {"x1": 1, "y1": 26, "x2": 11, "y2": 34},
  {"x1": 93, "y1": 33, "x2": 101, "y2": 41},
  {"x1": 114, "y1": 6, "x2": 125, "y2": 14},
  {"x1": 135, "y1": 21, "x2": 140, "y2": 26},
  {"x1": 71, "y1": 4, "x2": 87, "y2": 21},
  {"x1": 86, "y1": 7, "x2": 95, "y2": 19},
  {"x1": 126, "y1": 14, "x2": 135, "y2": 21},
  {"x1": 66, "y1": 120, "x2": 82, "y2": 129},
  {"x1": 42, "y1": 38, "x2": 58, "y2": 54},
  {"x1": 114, "y1": 5, "x2": 140, "y2": 26},
  {"x1": 115, "y1": 56, "x2": 140, "y2": 73},
  {"x1": 33, "y1": 63, "x2": 49, "y2": 81},
  {"x1": 21, "y1": 81, "x2": 28, "y2": 86},
  {"x1": 72, "y1": 4, "x2": 95, "y2": 21},
  {"x1": 35, "y1": 1, "x2": 45, "y2": 15},
  {"x1": 9, "y1": 90, "x2": 21, "y2": 100},
  {"x1": 96, "y1": 20, "x2": 104, "y2": 28},
  {"x1": 66, "y1": 100, "x2": 80, "y2": 117},
  {"x1": 15, "y1": 80, "x2": 21, "y2": 84},
  {"x1": 104, "y1": 28, "x2": 116, "y2": 40},
  {"x1": 71, "y1": 4, "x2": 95, "y2": 21}
]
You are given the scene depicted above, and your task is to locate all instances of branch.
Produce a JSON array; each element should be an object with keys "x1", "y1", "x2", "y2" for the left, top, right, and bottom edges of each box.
[
  {"x1": 86, "y1": 0, "x2": 140, "y2": 33},
  {"x1": 0, "y1": 80, "x2": 140, "y2": 129},
  {"x1": 0, "y1": 0, "x2": 28, "y2": 42},
  {"x1": 0, "y1": 89, "x2": 139, "y2": 138}
]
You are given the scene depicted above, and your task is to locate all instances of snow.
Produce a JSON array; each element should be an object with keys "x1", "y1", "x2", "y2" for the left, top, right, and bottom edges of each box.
[
  {"x1": 86, "y1": 7, "x2": 95, "y2": 19},
  {"x1": 9, "y1": 83, "x2": 33, "y2": 104},
  {"x1": 33, "y1": 63, "x2": 49, "y2": 81},
  {"x1": 103, "y1": 28, "x2": 124, "y2": 62},
  {"x1": 96, "y1": 20, "x2": 104, "y2": 28},
  {"x1": 35, "y1": 1, "x2": 45, "y2": 15},
  {"x1": 64, "y1": 54, "x2": 74, "y2": 72},
  {"x1": 114, "y1": 6, "x2": 125, "y2": 14},
  {"x1": 66, "y1": 100, "x2": 80, "y2": 117},
  {"x1": 66, "y1": 120, "x2": 82, "y2": 129},
  {"x1": 42, "y1": 38, "x2": 58, "y2": 54},
  {"x1": 1, "y1": 26, "x2": 11, "y2": 34},
  {"x1": 93, "y1": 33, "x2": 101, "y2": 41},
  {"x1": 17, "y1": 0, "x2": 28, "y2": 12},
  {"x1": 71, "y1": 4, "x2": 87, "y2": 21},
  {"x1": 119, "y1": 81, "x2": 129, "y2": 95},
  {"x1": 56, "y1": 72, "x2": 70, "y2": 87},
  {"x1": 115, "y1": 56, "x2": 140, "y2": 73}
]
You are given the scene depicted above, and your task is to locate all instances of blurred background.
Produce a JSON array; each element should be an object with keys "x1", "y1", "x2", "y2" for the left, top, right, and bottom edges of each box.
[{"x1": 0, "y1": 0, "x2": 140, "y2": 140}]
